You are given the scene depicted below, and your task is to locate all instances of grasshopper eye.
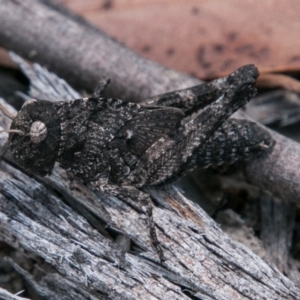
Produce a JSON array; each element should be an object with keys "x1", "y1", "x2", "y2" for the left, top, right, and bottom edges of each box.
[{"x1": 30, "y1": 121, "x2": 47, "y2": 144}]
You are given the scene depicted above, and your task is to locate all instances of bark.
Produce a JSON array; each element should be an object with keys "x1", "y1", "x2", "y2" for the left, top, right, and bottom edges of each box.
[{"x1": 0, "y1": 142, "x2": 299, "y2": 299}]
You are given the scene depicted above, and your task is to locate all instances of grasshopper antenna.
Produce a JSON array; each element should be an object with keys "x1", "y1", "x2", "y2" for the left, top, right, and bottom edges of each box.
[{"x1": 0, "y1": 129, "x2": 24, "y2": 135}]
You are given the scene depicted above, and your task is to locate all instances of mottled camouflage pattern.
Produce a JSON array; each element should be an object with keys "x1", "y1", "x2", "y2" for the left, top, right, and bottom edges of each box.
[{"x1": 7, "y1": 64, "x2": 274, "y2": 261}]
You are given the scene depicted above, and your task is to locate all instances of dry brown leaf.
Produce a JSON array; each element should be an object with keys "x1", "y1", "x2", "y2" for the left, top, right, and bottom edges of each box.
[{"x1": 59, "y1": 0, "x2": 300, "y2": 79}]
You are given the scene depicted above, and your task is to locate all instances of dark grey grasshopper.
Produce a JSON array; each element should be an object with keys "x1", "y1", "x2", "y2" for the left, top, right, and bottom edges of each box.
[{"x1": 1, "y1": 64, "x2": 273, "y2": 261}]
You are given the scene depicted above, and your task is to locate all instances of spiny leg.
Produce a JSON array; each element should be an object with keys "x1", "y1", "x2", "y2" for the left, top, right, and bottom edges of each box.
[
  {"x1": 145, "y1": 64, "x2": 258, "y2": 115},
  {"x1": 129, "y1": 65, "x2": 259, "y2": 187},
  {"x1": 91, "y1": 183, "x2": 165, "y2": 261}
]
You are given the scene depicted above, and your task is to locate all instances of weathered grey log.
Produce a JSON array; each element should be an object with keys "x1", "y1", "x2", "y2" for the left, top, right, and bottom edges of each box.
[
  {"x1": 1, "y1": 146, "x2": 299, "y2": 299},
  {"x1": 0, "y1": 59, "x2": 300, "y2": 299},
  {"x1": 0, "y1": 0, "x2": 300, "y2": 206}
]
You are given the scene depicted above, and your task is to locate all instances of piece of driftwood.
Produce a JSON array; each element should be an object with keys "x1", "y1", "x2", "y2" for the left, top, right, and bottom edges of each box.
[
  {"x1": 0, "y1": 132, "x2": 299, "y2": 300},
  {"x1": 0, "y1": 57, "x2": 299, "y2": 299},
  {"x1": 1, "y1": 157, "x2": 299, "y2": 300},
  {"x1": 1, "y1": 0, "x2": 300, "y2": 206}
]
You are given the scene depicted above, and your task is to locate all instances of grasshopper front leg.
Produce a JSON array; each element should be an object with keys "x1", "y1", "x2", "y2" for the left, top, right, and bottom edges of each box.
[{"x1": 90, "y1": 182, "x2": 165, "y2": 261}]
